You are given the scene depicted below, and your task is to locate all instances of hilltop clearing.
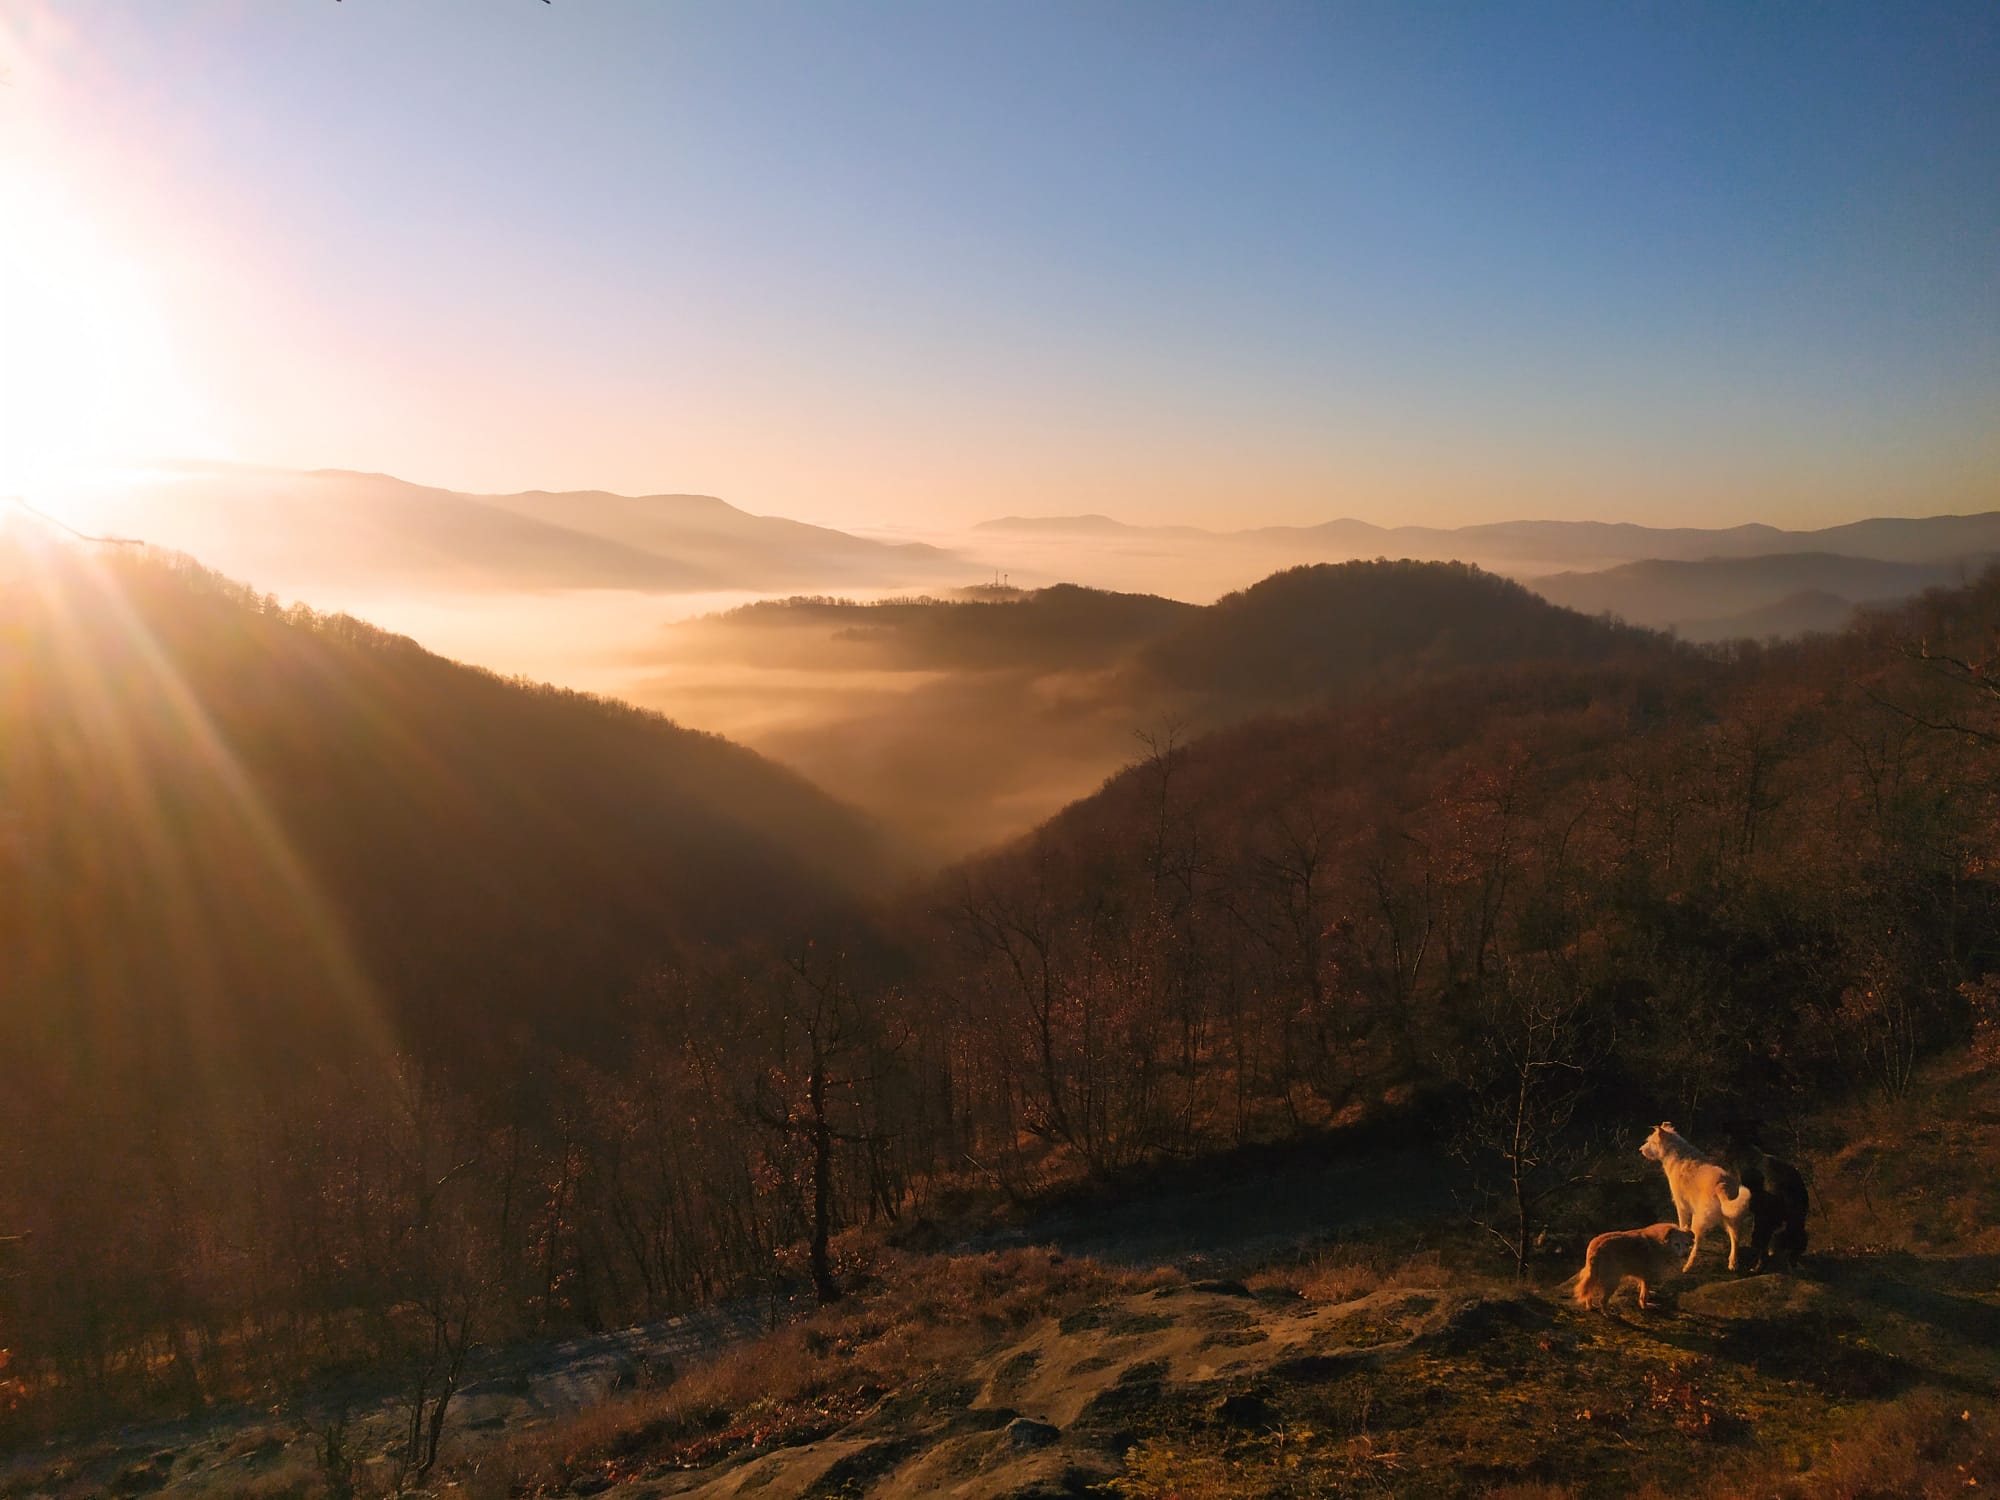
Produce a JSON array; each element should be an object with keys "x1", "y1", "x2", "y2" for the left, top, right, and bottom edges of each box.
[{"x1": 427, "y1": 1051, "x2": 2000, "y2": 1500}]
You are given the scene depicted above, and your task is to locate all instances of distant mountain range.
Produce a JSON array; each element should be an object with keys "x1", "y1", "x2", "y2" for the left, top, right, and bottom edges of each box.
[
  {"x1": 1530, "y1": 552, "x2": 1998, "y2": 641},
  {"x1": 67, "y1": 468, "x2": 963, "y2": 596},
  {"x1": 60, "y1": 469, "x2": 2000, "y2": 616},
  {"x1": 976, "y1": 510, "x2": 2000, "y2": 570}
]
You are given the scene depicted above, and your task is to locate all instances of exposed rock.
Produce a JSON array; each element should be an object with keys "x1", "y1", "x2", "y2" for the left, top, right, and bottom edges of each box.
[
  {"x1": 1213, "y1": 1391, "x2": 1275, "y2": 1427},
  {"x1": 1005, "y1": 1416, "x2": 1062, "y2": 1449}
]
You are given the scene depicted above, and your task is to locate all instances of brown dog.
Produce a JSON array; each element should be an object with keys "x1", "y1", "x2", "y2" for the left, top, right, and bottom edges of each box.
[{"x1": 1573, "y1": 1223, "x2": 1696, "y2": 1313}]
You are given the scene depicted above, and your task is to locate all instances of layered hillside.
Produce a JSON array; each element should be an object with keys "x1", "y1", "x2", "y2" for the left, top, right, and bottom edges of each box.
[
  {"x1": 1529, "y1": 552, "x2": 1994, "y2": 639},
  {"x1": 649, "y1": 562, "x2": 1671, "y2": 859}
]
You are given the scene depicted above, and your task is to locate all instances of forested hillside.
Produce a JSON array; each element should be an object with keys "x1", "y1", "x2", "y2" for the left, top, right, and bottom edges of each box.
[
  {"x1": 7, "y1": 539, "x2": 2000, "y2": 1462},
  {"x1": 672, "y1": 583, "x2": 1199, "y2": 673},
  {"x1": 0, "y1": 536, "x2": 889, "y2": 1069},
  {"x1": 1135, "y1": 559, "x2": 1661, "y2": 705},
  {"x1": 0, "y1": 535, "x2": 908, "y2": 1443},
  {"x1": 941, "y1": 592, "x2": 2000, "y2": 1187}
]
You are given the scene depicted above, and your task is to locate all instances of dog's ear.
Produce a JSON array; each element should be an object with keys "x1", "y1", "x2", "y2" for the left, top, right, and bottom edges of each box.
[{"x1": 1660, "y1": 1122, "x2": 1674, "y2": 1134}]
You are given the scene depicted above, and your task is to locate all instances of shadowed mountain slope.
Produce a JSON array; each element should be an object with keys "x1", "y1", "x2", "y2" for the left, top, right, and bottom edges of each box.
[{"x1": 0, "y1": 535, "x2": 892, "y2": 1088}]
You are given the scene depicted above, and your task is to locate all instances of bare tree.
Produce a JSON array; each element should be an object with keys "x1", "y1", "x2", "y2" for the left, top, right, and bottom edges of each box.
[{"x1": 1445, "y1": 956, "x2": 1605, "y2": 1277}]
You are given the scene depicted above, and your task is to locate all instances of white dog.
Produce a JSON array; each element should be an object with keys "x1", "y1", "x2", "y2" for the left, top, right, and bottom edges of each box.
[{"x1": 1641, "y1": 1122, "x2": 1753, "y2": 1271}]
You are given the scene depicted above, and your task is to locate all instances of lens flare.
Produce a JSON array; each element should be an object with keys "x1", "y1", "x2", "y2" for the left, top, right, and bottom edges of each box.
[{"x1": 5, "y1": 536, "x2": 397, "y2": 1083}]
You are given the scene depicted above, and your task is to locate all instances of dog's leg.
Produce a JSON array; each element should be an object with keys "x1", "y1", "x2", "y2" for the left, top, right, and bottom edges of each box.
[
  {"x1": 1636, "y1": 1277, "x2": 1650, "y2": 1310},
  {"x1": 1683, "y1": 1226, "x2": 1702, "y2": 1273},
  {"x1": 1725, "y1": 1217, "x2": 1741, "y2": 1271},
  {"x1": 1747, "y1": 1200, "x2": 1775, "y2": 1272}
]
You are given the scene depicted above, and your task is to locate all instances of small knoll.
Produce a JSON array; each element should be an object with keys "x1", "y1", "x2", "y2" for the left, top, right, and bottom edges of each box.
[
  {"x1": 1136, "y1": 559, "x2": 1664, "y2": 707},
  {"x1": 680, "y1": 583, "x2": 1199, "y2": 674}
]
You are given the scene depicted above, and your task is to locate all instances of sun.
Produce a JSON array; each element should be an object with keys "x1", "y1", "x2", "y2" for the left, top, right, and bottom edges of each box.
[{"x1": 0, "y1": 164, "x2": 219, "y2": 507}]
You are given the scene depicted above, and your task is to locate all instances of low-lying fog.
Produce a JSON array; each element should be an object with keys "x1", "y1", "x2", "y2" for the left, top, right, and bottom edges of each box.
[{"x1": 37, "y1": 469, "x2": 2000, "y2": 864}]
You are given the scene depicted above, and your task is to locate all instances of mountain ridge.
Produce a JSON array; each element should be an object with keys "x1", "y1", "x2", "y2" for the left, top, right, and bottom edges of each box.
[
  {"x1": 66, "y1": 468, "x2": 967, "y2": 597},
  {"x1": 977, "y1": 509, "x2": 2000, "y2": 568}
]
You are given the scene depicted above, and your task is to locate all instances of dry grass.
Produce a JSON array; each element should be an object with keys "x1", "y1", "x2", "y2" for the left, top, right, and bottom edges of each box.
[
  {"x1": 1546, "y1": 1392, "x2": 2000, "y2": 1500},
  {"x1": 451, "y1": 1245, "x2": 1176, "y2": 1496},
  {"x1": 1808, "y1": 1052, "x2": 2000, "y2": 1259},
  {"x1": 1110, "y1": 1430, "x2": 1352, "y2": 1499},
  {"x1": 1671, "y1": 1393, "x2": 1997, "y2": 1500}
]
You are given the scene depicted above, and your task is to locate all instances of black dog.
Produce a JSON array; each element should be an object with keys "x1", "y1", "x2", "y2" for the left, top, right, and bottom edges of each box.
[{"x1": 1737, "y1": 1150, "x2": 1809, "y2": 1270}]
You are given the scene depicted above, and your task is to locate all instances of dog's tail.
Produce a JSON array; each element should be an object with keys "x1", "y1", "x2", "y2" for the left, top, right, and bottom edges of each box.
[
  {"x1": 1570, "y1": 1262, "x2": 1598, "y2": 1309},
  {"x1": 1719, "y1": 1174, "x2": 1754, "y2": 1220}
]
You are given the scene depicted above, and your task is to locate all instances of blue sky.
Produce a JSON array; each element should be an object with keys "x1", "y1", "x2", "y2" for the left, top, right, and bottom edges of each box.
[{"x1": 5, "y1": 1, "x2": 1997, "y2": 528}]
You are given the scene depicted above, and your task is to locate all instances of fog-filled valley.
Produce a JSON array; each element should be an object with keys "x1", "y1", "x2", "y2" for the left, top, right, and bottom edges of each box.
[
  {"x1": 35, "y1": 471, "x2": 2000, "y2": 858},
  {"x1": 646, "y1": 566, "x2": 1662, "y2": 857}
]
